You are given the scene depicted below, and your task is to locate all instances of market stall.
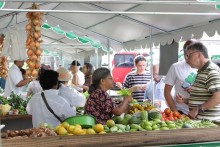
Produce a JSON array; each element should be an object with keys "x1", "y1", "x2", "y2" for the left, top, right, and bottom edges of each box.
[{"x1": 2, "y1": 127, "x2": 220, "y2": 147}]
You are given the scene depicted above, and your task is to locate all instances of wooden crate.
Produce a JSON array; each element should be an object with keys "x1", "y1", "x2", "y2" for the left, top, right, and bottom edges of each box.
[{"x1": 2, "y1": 127, "x2": 220, "y2": 147}]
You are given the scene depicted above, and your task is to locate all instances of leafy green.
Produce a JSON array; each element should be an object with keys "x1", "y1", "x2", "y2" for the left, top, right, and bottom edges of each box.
[
  {"x1": 117, "y1": 89, "x2": 131, "y2": 96},
  {"x1": 0, "y1": 92, "x2": 30, "y2": 115}
]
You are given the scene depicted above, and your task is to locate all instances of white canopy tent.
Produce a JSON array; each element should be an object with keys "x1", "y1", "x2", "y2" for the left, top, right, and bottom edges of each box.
[{"x1": 1, "y1": 0, "x2": 220, "y2": 60}]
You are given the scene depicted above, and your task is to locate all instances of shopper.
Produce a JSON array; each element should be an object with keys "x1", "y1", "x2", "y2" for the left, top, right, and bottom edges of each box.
[
  {"x1": 26, "y1": 70, "x2": 75, "y2": 127},
  {"x1": 26, "y1": 67, "x2": 45, "y2": 97},
  {"x1": 85, "y1": 67, "x2": 137, "y2": 124},
  {"x1": 57, "y1": 67, "x2": 86, "y2": 108},
  {"x1": 69, "y1": 60, "x2": 85, "y2": 92},
  {"x1": 122, "y1": 55, "x2": 151, "y2": 102},
  {"x1": 144, "y1": 64, "x2": 168, "y2": 111},
  {"x1": 4, "y1": 60, "x2": 32, "y2": 98},
  {"x1": 82, "y1": 62, "x2": 95, "y2": 92},
  {"x1": 179, "y1": 42, "x2": 220, "y2": 121},
  {"x1": 164, "y1": 39, "x2": 197, "y2": 115}
]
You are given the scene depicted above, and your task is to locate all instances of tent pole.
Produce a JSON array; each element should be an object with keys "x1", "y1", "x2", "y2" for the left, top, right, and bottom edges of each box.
[
  {"x1": 95, "y1": 48, "x2": 98, "y2": 68},
  {"x1": 2, "y1": 9, "x2": 220, "y2": 16},
  {"x1": 149, "y1": 28, "x2": 154, "y2": 106},
  {"x1": 5, "y1": 1, "x2": 220, "y2": 5}
]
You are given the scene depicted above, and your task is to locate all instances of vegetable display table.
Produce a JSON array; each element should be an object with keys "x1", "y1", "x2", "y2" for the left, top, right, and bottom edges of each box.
[
  {"x1": 0, "y1": 115, "x2": 32, "y2": 131},
  {"x1": 2, "y1": 127, "x2": 220, "y2": 147}
]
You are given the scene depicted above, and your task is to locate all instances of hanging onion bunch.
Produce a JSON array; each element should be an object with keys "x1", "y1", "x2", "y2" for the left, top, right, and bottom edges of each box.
[
  {"x1": 0, "y1": 34, "x2": 8, "y2": 78},
  {"x1": 0, "y1": 56, "x2": 8, "y2": 78},
  {"x1": 0, "y1": 34, "x2": 5, "y2": 52},
  {"x1": 25, "y1": 3, "x2": 43, "y2": 78}
]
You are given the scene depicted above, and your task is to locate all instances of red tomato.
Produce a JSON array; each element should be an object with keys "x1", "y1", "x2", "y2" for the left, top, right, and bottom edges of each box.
[
  {"x1": 162, "y1": 113, "x2": 166, "y2": 118},
  {"x1": 174, "y1": 117, "x2": 177, "y2": 120},
  {"x1": 167, "y1": 112, "x2": 173, "y2": 117},
  {"x1": 173, "y1": 111, "x2": 180, "y2": 117},
  {"x1": 164, "y1": 108, "x2": 171, "y2": 115},
  {"x1": 168, "y1": 117, "x2": 174, "y2": 121},
  {"x1": 177, "y1": 115, "x2": 183, "y2": 119}
]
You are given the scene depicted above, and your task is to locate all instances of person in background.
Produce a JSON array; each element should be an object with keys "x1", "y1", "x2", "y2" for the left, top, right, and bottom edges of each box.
[
  {"x1": 4, "y1": 60, "x2": 32, "y2": 98},
  {"x1": 120, "y1": 55, "x2": 151, "y2": 102},
  {"x1": 56, "y1": 67, "x2": 86, "y2": 108},
  {"x1": 177, "y1": 42, "x2": 220, "y2": 121},
  {"x1": 69, "y1": 60, "x2": 85, "y2": 92},
  {"x1": 26, "y1": 67, "x2": 45, "y2": 98},
  {"x1": 82, "y1": 63, "x2": 95, "y2": 92},
  {"x1": 85, "y1": 67, "x2": 141, "y2": 124},
  {"x1": 164, "y1": 39, "x2": 197, "y2": 115},
  {"x1": 26, "y1": 70, "x2": 75, "y2": 127},
  {"x1": 144, "y1": 64, "x2": 168, "y2": 111}
]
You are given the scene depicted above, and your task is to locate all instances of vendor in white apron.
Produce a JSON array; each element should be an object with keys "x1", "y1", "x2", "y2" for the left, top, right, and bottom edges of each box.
[{"x1": 4, "y1": 60, "x2": 32, "y2": 98}]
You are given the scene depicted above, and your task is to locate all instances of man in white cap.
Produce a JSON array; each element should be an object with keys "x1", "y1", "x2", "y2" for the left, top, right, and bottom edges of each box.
[
  {"x1": 56, "y1": 67, "x2": 86, "y2": 108},
  {"x1": 69, "y1": 60, "x2": 85, "y2": 92},
  {"x1": 4, "y1": 60, "x2": 32, "y2": 98}
]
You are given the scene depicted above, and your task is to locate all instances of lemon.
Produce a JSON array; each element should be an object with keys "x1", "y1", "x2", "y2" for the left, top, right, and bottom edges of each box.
[
  {"x1": 58, "y1": 127, "x2": 68, "y2": 135},
  {"x1": 73, "y1": 128, "x2": 84, "y2": 135},
  {"x1": 86, "y1": 128, "x2": 96, "y2": 135},
  {"x1": 62, "y1": 122, "x2": 70, "y2": 129},
  {"x1": 93, "y1": 124, "x2": 104, "y2": 133},
  {"x1": 106, "y1": 120, "x2": 115, "y2": 128},
  {"x1": 67, "y1": 125, "x2": 75, "y2": 133},
  {"x1": 99, "y1": 131, "x2": 106, "y2": 134},
  {"x1": 74, "y1": 124, "x2": 82, "y2": 129},
  {"x1": 55, "y1": 125, "x2": 62, "y2": 133}
]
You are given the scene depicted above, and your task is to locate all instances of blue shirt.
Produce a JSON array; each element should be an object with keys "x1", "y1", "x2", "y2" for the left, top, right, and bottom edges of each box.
[{"x1": 144, "y1": 79, "x2": 165, "y2": 101}]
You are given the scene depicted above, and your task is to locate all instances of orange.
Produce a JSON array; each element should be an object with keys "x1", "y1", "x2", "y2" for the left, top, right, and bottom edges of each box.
[{"x1": 93, "y1": 124, "x2": 104, "y2": 133}]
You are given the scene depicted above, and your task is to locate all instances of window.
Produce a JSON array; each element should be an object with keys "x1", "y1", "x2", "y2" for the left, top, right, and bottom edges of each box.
[{"x1": 114, "y1": 54, "x2": 134, "y2": 67}]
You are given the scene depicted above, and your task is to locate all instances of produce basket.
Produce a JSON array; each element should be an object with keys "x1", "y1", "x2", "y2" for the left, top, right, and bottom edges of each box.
[{"x1": 63, "y1": 115, "x2": 95, "y2": 128}]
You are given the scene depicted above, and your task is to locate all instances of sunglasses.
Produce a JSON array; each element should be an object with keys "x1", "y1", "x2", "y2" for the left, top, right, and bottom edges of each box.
[{"x1": 185, "y1": 51, "x2": 199, "y2": 59}]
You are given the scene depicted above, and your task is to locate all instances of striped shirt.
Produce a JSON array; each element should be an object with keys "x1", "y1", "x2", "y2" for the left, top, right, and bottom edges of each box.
[
  {"x1": 123, "y1": 71, "x2": 151, "y2": 102},
  {"x1": 188, "y1": 61, "x2": 220, "y2": 121}
]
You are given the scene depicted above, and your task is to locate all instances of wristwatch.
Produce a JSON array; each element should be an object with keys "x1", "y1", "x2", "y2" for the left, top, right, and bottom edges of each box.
[{"x1": 198, "y1": 105, "x2": 205, "y2": 113}]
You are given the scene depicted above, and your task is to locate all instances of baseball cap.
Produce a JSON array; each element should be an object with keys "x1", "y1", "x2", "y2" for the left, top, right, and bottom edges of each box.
[
  {"x1": 56, "y1": 67, "x2": 71, "y2": 81},
  {"x1": 70, "y1": 60, "x2": 80, "y2": 66}
]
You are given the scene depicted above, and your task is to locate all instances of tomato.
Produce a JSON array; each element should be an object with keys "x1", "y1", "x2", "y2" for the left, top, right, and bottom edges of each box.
[
  {"x1": 177, "y1": 115, "x2": 183, "y2": 119},
  {"x1": 164, "y1": 108, "x2": 171, "y2": 115},
  {"x1": 168, "y1": 117, "x2": 174, "y2": 121},
  {"x1": 174, "y1": 117, "x2": 177, "y2": 120},
  {"x1": 167, "y1": 112, "x2": 173, "y2": 117},
  {"x1": 173, "y1": 111, "x2": 180, "y2": 117},
  {"x1": 162, "y1": 113, "x2": 166, "y2": 118}
]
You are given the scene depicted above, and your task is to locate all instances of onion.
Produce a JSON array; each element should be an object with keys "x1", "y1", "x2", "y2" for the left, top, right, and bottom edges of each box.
[
  {"x1": 35, "y1": 62, "x2": 40, "y2": 69},
  {"x1": 28, "y1": 61, "x2": 35, "y2": 68},
  {"x1": 37, "y1": 57, "x2": 41, "y2": 62},
  {"x1": 35, "y1": 49, "x2": 42, "y2": 56},
  {"x1": 26, "y1": 69, "x2": 32, "y2": 76},
  {"x1": 31, "y1": 69, "x2": 38, "y2": 77},
  {"x1": 27, "y1": 49, "x2": 34, "y2": 56},
  {"x1": 30, "y1": 41, "x2": 35, "y2": 47},
  {"x1": 35, "y1": 42, "x2": 40, "y2": 48},
  {"x1": 34, "y1": 32, "x2": 39, "y2": 39},
  {"x1": 31, "y1": 54, "x2": 38, "y2": 61},
  {"x1": 35, "y1": 26, "x2": 41, "y2": 32},
  {"x1": 33, "y1": 19, "x2": 40, "y2": 25},
  {"x1": 26, "y1": 24, "x2": 31, "y2": 30},
  {"x1": 26, "y1": 12, "x2": 32, "y2": 18}
]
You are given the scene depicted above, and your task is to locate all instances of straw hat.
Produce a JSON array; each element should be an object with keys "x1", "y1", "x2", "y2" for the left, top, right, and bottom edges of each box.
[{"x1": 56, "y1": 67, "x2": 71, "y2": 81}]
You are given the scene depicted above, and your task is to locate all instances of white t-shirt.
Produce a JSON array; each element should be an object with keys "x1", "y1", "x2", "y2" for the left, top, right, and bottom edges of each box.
[
  {"x1": 58, "y1": 83, "x2": 86, "y2": 108},
  {"x1": 164, "y1": 60, "x2": 197, "y2": 114},
  {"x1": 4, "y1": 64, "x2": 23, "y2": 98},
  {"x1": 26, "y1": 80, "x2": 43, "y2": 96},
  {"x1": 26, "y1": 89, "x2": 75, "y2": 127}
]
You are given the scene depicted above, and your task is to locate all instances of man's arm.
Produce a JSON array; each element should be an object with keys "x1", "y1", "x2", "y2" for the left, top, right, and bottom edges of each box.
[
  {"x1": 16, "y1": 78, "x2": 31, "y2": 87},
  {"x1": 189, "y1": 91, "x2": 220, "y2": 119},
  {"x1": 164, "y1": 84, "x2": 177, "y2": 112}
]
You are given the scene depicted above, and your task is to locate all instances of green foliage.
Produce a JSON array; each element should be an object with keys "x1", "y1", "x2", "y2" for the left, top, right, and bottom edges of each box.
[
  {"x1": 0, "y1": 92, "x2": 30, "y2": 115},
  {"x1": 117, "y1": 89, "x2": 131, "y2": 96}
]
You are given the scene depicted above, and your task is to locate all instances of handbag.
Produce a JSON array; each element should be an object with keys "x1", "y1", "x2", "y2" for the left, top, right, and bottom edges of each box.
[{"x1": 41, "y1": 92, "x2": 62, "y2": 123}]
